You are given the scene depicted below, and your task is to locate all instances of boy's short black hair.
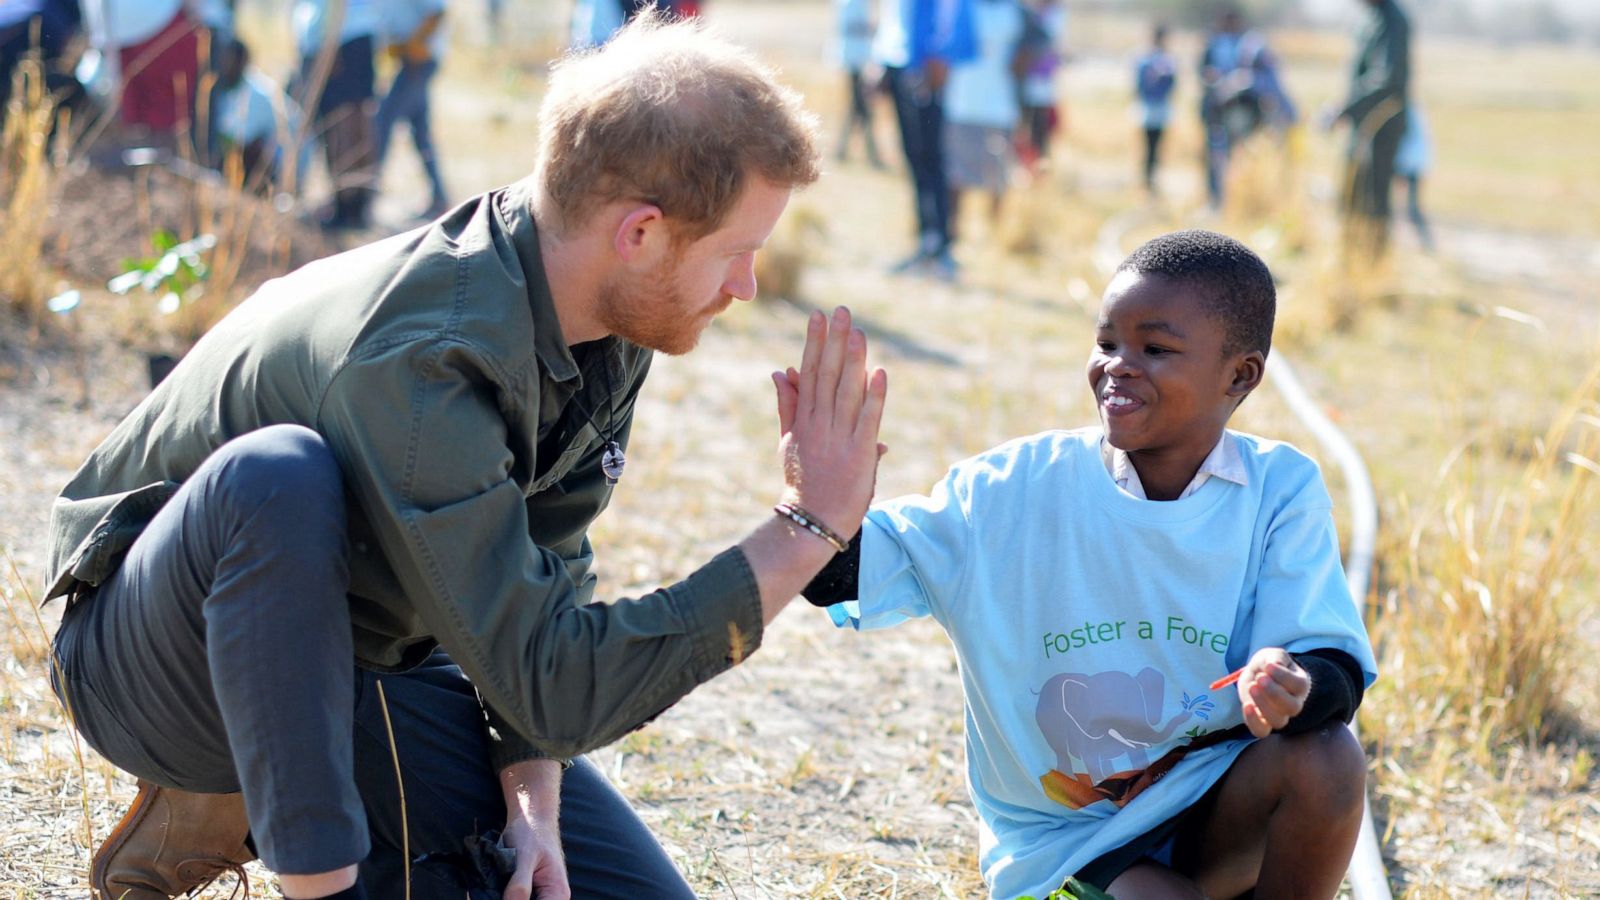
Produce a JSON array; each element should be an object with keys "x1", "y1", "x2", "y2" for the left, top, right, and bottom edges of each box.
[{"x1": 1116, "y1": 229, "x2": 1275, "y2": 358}]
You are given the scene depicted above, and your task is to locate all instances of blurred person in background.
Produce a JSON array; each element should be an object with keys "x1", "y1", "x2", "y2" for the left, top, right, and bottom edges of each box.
[
  {"x1": 877, "y1": 0, "x2": 977, "y2": 280},
  {"x1": 293, "y1": 0, "x2": 379, "y2": 231},
  {"x1": 834, "y1": 0, "x2": 884, "y2": 167},
  {"x1": 1015, "y1": 0, "x2": 1064, "y2": 174},
  {"x1": 0, "y1": 0, "x2": 80, "y2": 114},
  {"x1": 1326, "y1": 0, "x2": 1409, "y2": 260},
  {"x1": 208, "y1": 36, "x2": 308, "y2": 193},
  {"x1": 941, "y1": 0, "x2": 1027, "y2": 257},
  {"x1": 1134, "y1": 22, "x2": 1175, "y2": 197},
  {"x1": 1199, "y1": 8, "x2": 1297, "y2": 211},
  {"x1": 77, "y1": 0, "x2": 207, "y2": 151},
  {"x1": 0, "y1": 0, "x2": 81, "y2": 126},
  {"x1": 374, "y1": 0, "x2": 449, "y2": 220},
  {"x1": 1393, "y1": 102, "x2": 1432, "y2": 251}
]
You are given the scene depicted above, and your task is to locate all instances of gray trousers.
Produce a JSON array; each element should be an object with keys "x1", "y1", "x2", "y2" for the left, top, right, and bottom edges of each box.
[{"x1": 51, "y1": 425, "x2": 694, "y2": 897}]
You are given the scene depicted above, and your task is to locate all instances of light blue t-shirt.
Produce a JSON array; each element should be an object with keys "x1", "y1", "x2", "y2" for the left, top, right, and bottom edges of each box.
[
  {"x1": 943, "y1": 0, "x2": 1024, "y2": 129},
  {"x1": 838, "y1": 0, "x2": 875, "y2": 70},
  {"x1": 831, "y1": 428, "x2": 1378, "y2": 898}
]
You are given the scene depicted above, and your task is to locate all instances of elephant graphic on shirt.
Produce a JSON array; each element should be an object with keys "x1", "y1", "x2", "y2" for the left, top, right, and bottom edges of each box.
[{"x1": 1034, "y1": 667, "x2": 1193, "y2": 786}]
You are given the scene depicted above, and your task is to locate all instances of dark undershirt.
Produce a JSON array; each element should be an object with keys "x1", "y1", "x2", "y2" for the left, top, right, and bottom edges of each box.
[{"x1": 801, "y1": 534, "x2": 1365, "y2": 732}]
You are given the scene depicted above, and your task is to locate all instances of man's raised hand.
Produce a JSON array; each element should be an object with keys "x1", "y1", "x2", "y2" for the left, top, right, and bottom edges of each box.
[{"x1": 771, "y1": 306, "x2": 888, "y2": 545}]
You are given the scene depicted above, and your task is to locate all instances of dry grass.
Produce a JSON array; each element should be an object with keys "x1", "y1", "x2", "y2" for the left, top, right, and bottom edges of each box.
[
  {"x1": 2, "y1": 3, "x2": 1600, "y2": 897},
  {"x1": 0, "y1": 58, "x2": 69, "y2": 326}
]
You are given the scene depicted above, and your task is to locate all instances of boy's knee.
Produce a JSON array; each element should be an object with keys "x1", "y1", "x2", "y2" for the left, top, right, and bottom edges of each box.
[{"x1": 1278, "y1": 724, "x2": 1367, "y2": 814}]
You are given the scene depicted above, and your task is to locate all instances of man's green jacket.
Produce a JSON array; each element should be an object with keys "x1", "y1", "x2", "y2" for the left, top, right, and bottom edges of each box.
[{"x1": 46, "y1": 179, "x2": 765, "y2": 768}]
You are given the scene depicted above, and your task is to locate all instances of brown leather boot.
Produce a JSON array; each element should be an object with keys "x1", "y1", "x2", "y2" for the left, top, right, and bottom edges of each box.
[{"x1": 91, "y1": 780, "x2": 255, "y2": 899}]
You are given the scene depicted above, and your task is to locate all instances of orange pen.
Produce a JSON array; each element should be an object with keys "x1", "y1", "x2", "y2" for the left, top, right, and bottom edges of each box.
[{"x1": 1210, "y1": 668, "x2": 1244, "y2": 691}]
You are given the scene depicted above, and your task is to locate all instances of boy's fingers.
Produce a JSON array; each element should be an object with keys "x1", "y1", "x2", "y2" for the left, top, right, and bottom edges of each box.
[
  {"x1": 1242, "y1": 703, "x2": 1271, "y2": 738},
  {"x1": 1266, "y1": 660, "x2": 1309, "y2": 694},
  {"x1": 1248, "y1": 673, "x2": 1299, "y2": 711}
]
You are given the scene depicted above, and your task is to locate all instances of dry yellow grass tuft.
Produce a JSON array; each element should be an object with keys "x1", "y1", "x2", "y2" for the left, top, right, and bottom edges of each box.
[
  {"x1": 1366, "y1": 351, "x2": 1600, "y2": 753},
  {"x1": 0, "y1": 59, "x2": 69, "y2": 326}
]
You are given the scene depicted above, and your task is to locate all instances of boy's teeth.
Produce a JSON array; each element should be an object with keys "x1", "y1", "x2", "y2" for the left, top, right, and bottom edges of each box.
[{"x1": 1106, "y1": 396, "x2": 1133, "y2": 406}]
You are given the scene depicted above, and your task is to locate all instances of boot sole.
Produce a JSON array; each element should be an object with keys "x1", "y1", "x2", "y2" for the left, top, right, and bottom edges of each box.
[{"x1": 90, "y1": 780, "x2": 158, "y2": 899}]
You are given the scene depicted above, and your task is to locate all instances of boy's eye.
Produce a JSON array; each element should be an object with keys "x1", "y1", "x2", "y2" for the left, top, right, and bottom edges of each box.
[
  {"x1": 1095, "y1": 340, "x2": 1116, "y2": 352},
  {"x1": 1145, "y1": 345, "x2": 1173, "y2": 356}
]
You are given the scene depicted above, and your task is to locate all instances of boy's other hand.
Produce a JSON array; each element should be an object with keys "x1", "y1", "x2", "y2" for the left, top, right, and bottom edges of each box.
[{"x1": 1237, "y1": 648, "x2": 1309, "y2": 738}]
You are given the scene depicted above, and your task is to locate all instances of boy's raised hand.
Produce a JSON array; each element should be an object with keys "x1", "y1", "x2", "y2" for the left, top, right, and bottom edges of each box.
[
  {"x1": 1237, "y1": 648, "x2": 1310, "y2": 738},
  {"x1": 771, "y1": 307, "x2": 888, "y2": 543}
]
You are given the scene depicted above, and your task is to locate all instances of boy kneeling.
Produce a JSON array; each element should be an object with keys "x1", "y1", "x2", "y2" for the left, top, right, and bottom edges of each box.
[{"x1": 798, "y1": 230, "x2": 1376, "y2": 898}]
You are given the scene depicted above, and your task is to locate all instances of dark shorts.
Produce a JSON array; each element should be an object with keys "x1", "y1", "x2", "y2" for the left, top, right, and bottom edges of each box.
[
  {"x1": 302, "y1": 33, "x2": 374, "y2": 115},
  {"x1": 1072, "y1": 767, "x2": 1232, "y2": 890}
]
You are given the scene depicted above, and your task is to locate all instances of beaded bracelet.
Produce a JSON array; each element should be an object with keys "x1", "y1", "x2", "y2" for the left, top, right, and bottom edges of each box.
[{"x1": 773, "y1": 502, "x2": 850, "y2": 553}]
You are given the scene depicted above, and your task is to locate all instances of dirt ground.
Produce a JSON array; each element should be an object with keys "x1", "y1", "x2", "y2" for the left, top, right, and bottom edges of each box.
[{"x1": 3, "y1": 1, "x2": 1600, "y2": 898}]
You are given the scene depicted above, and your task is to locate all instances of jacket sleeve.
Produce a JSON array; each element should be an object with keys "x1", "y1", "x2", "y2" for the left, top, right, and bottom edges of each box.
[{"x1": 318, "y1": 338, "x2": 764, "y2": 759}]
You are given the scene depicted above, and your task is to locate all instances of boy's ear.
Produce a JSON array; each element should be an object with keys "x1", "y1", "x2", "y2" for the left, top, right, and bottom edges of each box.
[{"x1": 1226, "y1": 351, "x2": 1266, "y2": 399}]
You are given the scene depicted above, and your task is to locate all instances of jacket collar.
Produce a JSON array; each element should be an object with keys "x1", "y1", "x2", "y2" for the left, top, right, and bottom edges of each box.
[{"x1": 495, "y1": 177, "x2": 581, "y2": 384}]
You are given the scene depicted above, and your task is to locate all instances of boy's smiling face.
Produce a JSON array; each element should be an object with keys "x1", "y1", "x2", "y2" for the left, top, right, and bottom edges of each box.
[{"x1": 1086, "y1": 270, "x2": 1264, "y2": 493}]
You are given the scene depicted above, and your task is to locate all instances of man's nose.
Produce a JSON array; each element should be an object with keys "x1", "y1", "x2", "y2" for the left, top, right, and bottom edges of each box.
[{"x1": 726, "y1": 252, "x2": 758, "y2": 302}]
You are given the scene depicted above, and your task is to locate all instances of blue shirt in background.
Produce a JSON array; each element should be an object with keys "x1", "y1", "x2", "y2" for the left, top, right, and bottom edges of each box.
[
  {"x1": 1136, "y1": 48, "x2": 1176, "y2": 129},
  {"x1": 294, "y1": 0, "x2": 379, "y2": 56},
  {"x1": 872, "y1": 0, "x2": 976, "y2": 72},
  {"x1": 943, "y1": 0, "x2": 1024, "y2": 129}
]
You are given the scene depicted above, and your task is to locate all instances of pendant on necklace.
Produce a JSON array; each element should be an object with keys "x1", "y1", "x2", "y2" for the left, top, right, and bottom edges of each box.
[{"x1": 601, "y1": 440, "x2": 626, "y2": 485}]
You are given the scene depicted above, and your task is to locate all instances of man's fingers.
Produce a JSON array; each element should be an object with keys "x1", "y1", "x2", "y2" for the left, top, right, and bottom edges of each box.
[
  {"x1": 797, "y1": 310, "x2": 825, "y2": 417},
  {"x1": 504, "y1": 862, "x2": 533, "y2": 900},
  {"x1": 812, "y1": 306, "x2": 852, "y2": 421},
  {"x1": 833, "y1": 327, "x2": 869, "y2": 426},
  {"x1": 773, "y1": 371, "x2": 798, "y2": 435},
  {"x1": 856, "y1": 367, "x2": 887, "y2": 443},
  {"x1": 533, "y1": 864, "x2": 573, "y2": 900}
]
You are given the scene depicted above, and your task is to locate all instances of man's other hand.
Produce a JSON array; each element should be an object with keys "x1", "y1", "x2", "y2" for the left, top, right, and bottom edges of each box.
[{"x1": 500, "y1": 759, "x2": 569, "y2": 900}]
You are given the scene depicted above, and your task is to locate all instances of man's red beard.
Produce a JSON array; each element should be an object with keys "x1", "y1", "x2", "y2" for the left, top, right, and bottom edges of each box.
[{"x1": 595, "y1": 258, "x2": 727, "y2": 356}]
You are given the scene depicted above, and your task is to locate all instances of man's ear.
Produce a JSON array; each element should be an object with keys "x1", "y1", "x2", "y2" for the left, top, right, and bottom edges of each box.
[
  {"x1": 612, "y1": 203, "x2": 669, "y2": 268},
  {"x1": 1226, "y1": 351, "x2": 1266, "y2": 399}
]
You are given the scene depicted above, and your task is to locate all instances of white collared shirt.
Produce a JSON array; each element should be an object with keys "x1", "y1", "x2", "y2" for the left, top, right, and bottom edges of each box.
[{"x1": 1100, "y1": 431, "x2": 1248, "y2": 500}]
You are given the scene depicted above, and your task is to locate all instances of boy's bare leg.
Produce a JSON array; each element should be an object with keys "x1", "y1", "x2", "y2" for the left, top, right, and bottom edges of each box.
[
  {"x1": 1172, "y1": 724, "x2": 1367, "y2": 899},
  {"x1": 1106, "y1": 860, "x2": 1207, "y2": 899}
]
